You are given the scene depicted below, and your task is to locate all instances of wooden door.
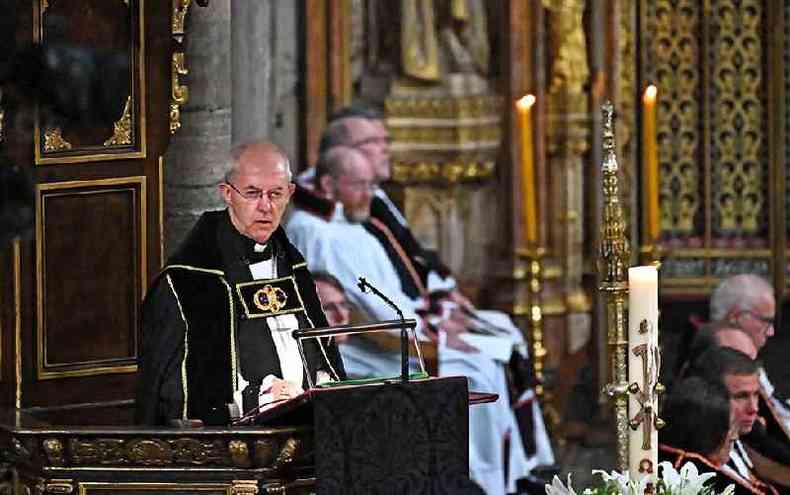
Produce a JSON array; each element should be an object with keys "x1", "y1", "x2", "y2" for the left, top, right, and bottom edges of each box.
[{"x1": 0, "y1": 0, "x2": 174, "y2": 410}]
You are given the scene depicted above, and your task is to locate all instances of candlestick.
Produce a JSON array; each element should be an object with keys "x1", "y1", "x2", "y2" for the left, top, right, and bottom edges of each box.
[
  {"x1": 628, "y1": 266, "x2": 660, "y2": 484},
  {"x1": 516, "y1": 94, "x2": 537, "y2": 247},
  {"x1": 642, "y1": 86, "x2": 660, "y2": 242}
]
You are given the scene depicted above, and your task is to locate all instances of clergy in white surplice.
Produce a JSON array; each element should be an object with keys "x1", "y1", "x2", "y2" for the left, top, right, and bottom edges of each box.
[{"x1": 286, "y1": 145, "x2": 553, "y2": 495}]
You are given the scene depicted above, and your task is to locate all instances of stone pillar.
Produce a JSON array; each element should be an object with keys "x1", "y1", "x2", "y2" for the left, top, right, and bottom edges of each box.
[
  {"x1": 231, "y1": 2, "x2": 301, "y2": 163},
  {"x1": 165, "y1": 0, "x2": 232, "y2": 255}
]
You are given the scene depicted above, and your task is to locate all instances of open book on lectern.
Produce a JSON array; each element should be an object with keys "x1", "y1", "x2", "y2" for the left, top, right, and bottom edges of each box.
[{"x1": 232, "y1": 318, "x2": 429, "y2": 426}]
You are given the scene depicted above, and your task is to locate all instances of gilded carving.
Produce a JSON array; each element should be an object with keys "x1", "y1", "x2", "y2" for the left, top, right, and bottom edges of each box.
[
  {"x1": 391, "y1": 159, "x2": 495, "y2": 184},
  {"x1": 646, "y1": 0, "x2": 700, "y2": 236},
  {"x1": 272, "y1": 438, "x2": 299, "y2": 470},
  {"x1": 68, "y1": 437, "x2": 235, "y2": 467},
  {"x1": 228, "y1": 440, "x2": 252, "y2": 468},
  {"x1": 42, "y1": 439, "x2": 64, "y2": 466},
  {"x1": 617, "y1": 0, "x2": 636, "y2": 235},
  {"x1": 170, "y1": 51, "x2": 189, "y2": 134},
  {"x1": 172, "y1": 0, "x2": 192, "y2": 40},
  {"x1": 43, "y1": 480, "x2": 72, "y2": 494},
  {"x1": 104, "y1": 96, "x2": 133, "y2": 146},
  {"x1": 126, "y1": 439, "x2": 172, "y2": 466},
  {"x1": 231, "y1": 480, "x2": 259, "y2": 495},
  {"x1": 710, "y1": 2, "x2": 763, "y2": 236},
  {"x1": 43, "y1": 128, "x2": 72, "y2": 152}
]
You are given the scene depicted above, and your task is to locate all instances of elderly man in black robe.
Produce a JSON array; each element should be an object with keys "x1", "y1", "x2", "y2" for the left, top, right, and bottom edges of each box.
[{"x1": 136, "y1": 141, "x2": 345, "y2": 426}]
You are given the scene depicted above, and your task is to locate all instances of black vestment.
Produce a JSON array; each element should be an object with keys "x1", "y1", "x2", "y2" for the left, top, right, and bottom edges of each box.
[{"x1": 135, "y1": 210, "x2": 345, "y2": 426}]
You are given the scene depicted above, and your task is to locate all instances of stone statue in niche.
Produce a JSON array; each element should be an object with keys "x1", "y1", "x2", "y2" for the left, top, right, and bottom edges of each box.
[{"x1": 351, "y1": 1, "x2": 503, "y2": 277}]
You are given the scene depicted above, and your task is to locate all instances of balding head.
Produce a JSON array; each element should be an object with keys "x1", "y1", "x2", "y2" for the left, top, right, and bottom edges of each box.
[
  {"x1": 219, "y1": 141, "x2": 295, "y2": 244},
  {"x1": 315, "y1": 146, "x2": 375, "y2": 222},
  {"x1": 715, "y1": 328, "x2": 758, "y2": 359}
]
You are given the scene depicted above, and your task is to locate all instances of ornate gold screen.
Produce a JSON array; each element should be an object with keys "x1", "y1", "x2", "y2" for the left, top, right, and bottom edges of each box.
[{"x1": 641, "y1": 0, "x2": 782, "y2": 295}]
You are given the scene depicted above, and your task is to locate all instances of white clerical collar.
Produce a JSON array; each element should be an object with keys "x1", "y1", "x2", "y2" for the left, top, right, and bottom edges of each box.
[
  {"x1": 330, "y1": 202, "x2": 346, "y2": 223},
  {"x1": 253, "y1": 242, "x2": 267, "y2": 253}
]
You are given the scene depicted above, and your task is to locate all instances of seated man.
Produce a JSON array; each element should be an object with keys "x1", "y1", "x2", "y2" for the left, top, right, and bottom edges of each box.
[
  {"x1": 688, "y1": 346, "x2": 783, "y2": 493},
  {"x1": 136, "y1": 141, "x2": 345, "y2": 426},
  {"x1": 287, "y1": 145, "x2": 551, "y2": 495},
  {"x1": 710, "y1": 275, "x2": 790, "y2": 470}
]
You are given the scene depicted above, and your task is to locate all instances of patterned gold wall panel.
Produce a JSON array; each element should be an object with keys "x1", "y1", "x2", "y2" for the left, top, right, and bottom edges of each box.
[
  {"x1": 33, "y1": 0, "x2": 146, "y2": 164},
  {"x1": 645, "y1": 0, "x2": 702, "y2": 240},
  {"x1": 642, "y1": 0, "x2": 770, "y2": 288},
  {"x1": 35, "y1": 178, "x2": 146, "y2": 379},
  {"x1": 709, "y1": 1, "x2": 766, "y2": 240}
]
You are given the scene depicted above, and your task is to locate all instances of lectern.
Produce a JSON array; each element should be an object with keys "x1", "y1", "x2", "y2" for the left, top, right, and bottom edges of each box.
[{"x1": 0, "y1": 320, "x2": 490, "y2": 494}]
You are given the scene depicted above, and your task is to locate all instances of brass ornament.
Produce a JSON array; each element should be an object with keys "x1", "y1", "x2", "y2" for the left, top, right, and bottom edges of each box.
[
  {"x1": 104, "y1": 96, "x2": 133, "y2": 146},
  {"x1": 272, "y1": 438, "x2": 299, "y2": 470},
  {"x1": 253, "y1": 285, "x2": 288, "y2": 314},
  {"x1": 42, "y1": 438, "x2": 64, "y2": 466},
  {"x1": 43, "y1": 128, "x2": 72, "y2": 152},
  {"x1": 228, "y1": 440, "x2": 252, "y2": 468},
  {"x1": 43, "y1": 480, "x2": 73, "y2": 494},
  {"x1": 172, "y1": 0, "x2": 193, "y2": 41},
  {"x1": 598, "y1": 101, "x2": 631, "y2": 471},
  {"x1": 170, "y1": 52, "x2": 189, "y2": 134},
  {"x1": 231, "y1": 480, "x2": 259, "y2": 495}
]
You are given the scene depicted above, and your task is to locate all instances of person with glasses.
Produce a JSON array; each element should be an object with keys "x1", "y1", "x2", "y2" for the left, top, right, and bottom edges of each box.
[
  {"x1": 286, "y1": 145, "x2": 552, "y2": 495},
  {"x1": 710, "y1": 275, "x2": 790, "y2": 487},
  {"x1": 313, "y1": 272, "x2": 353, "y2": 334},
  {"x1": 136, "y1": 141, "x2": 345, "y2": 427}
]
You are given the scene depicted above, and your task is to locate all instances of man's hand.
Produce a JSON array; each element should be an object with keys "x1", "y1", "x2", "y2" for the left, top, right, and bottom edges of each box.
[
  {"x1": 449, "y1": 289, "x2": 474, "y2": 311},
  {"x1": 437, "y1": 318, "x2": 479, "y2": 353},
  {"x1": 268, "y1": 378, "x2": 302, "y2": 401}
]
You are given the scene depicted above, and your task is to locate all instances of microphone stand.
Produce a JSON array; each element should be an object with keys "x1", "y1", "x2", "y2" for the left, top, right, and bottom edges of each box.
[{"x1": 358, "y1": 277, "x2": 409, "y2": 383}]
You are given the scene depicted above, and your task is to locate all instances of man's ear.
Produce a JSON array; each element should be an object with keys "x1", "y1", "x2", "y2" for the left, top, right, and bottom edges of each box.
[
  {"x1": 218, "y1": 183, "x2": 233, "y2": 206},
  {"x1": 319, "y1": 175, "x2": 334, "y2": 199}
]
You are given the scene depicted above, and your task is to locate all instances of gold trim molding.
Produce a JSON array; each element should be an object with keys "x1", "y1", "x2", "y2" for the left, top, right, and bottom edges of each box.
[
  {"x1": 104, "y1": 96, "x2": 133, "y2": 146},
  {"x1": 35, "y1": 177, "x2": 147, "y2": 380},
  {"x1": 172, "y1": 0, "x2": 192, "y2": 42},
  {"x1": 170, "y1": 51, "x2": 189, "y2": 134},
  {"x1": 391, "y1": 159, "x2": 495, "y2": 185}
]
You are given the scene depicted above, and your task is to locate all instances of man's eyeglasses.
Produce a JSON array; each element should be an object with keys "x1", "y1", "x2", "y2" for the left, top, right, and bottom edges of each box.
[
  {"x1": 735, "y1": 310, "x2": 774, "y2": 332},
  {"x1": 225, "y1": 182, "x2": 288, "y2": 203},
  {"x1": 340, "y1": 179, "x2": 378, "y2": 193},
  {"x1": 322, "y1": 301, "x2": 353, "y2": 313},
  {"x1": 350, "y1": 136, "x2": 392, "y2": 148}
]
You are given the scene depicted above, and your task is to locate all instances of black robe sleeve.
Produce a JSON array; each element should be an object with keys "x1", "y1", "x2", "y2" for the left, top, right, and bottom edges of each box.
[{"x1": 135, "y1": 274, "x2": 187, "y2": 425}]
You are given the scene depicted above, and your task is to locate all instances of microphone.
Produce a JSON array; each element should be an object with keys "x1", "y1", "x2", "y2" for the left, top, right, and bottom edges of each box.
[
  {"x1": 357, "y1": 276, "x2": 409, "y2": 382},
  {"x1": 356, "y1": 277, "x2": 402, "y2": 320},
  {"x1": 357, "y1": 277, "x2": 369, "y2": 294}
]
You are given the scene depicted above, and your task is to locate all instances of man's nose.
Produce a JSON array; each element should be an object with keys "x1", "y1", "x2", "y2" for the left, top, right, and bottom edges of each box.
[
  {"x1": 748, "y1": 396, "x2": 759, "y2": 413},
  {"x1": 256, "y1": 195, "x2": 273, "y2": 212}
]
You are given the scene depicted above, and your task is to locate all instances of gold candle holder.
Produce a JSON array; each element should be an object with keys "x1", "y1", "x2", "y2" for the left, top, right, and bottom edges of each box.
[
  {"x1": 516, "y1": 247, "x2": 548, "y2": 397},
  {"x1": 599, "y1": 102, "x2": 631, "y2": 471}
]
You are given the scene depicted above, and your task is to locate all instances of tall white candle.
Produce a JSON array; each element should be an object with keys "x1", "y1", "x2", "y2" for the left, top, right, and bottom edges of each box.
[{"x1": 628, "y1": 266, "x2": 659, "y2": 484}]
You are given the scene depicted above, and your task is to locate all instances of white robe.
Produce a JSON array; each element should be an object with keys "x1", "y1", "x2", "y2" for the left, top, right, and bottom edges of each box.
[{"x1": 286, "y1": 205, "x2": 554, "y2": 494}]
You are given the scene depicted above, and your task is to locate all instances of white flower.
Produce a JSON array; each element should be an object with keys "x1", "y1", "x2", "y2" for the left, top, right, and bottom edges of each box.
[
  {"x1": 593, "y1": 469, "x2": 632, "y2": 494},
  {"x1": 545, "y1": 474, "x2": 577, "y2": 495}
]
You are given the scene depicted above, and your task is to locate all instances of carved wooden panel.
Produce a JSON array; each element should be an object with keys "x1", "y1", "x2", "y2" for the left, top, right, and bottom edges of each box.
[
  {"x1": 34, "y1": 0, "x2": 147, "y2": 164},
  {"x1": 0, "y1": 0, "x2": 173, "y2": 409},
  {"x1": 36, "y1": 178, "x2": 145, "y2": 379}
]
